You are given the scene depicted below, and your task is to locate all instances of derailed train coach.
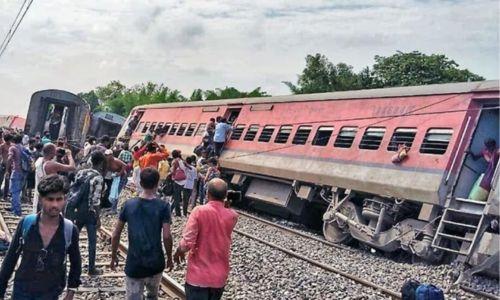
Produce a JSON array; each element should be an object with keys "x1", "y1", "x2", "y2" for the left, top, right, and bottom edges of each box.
[
  {"x1": 25, "y1": 90, "x2": 126, "y2": 148},
  {"x1": 119, "y1": 80, "x2": 499, "y2": 276},
  {"x1": 25, "y1": 90, "x2": 91, "y2": 147}
]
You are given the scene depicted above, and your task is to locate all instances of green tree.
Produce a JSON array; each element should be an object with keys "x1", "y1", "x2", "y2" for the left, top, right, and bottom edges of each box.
[
  {"x1": 190, "y1": 89, "x2": 203, "y2": 101},
  {"x1": 371, "y1": 51, "x2": 485, "y2": 87},
  {"x1": 283, "y1": 53, "x2": 362, "y2": 94},
  {"x1": 77, "y1": 90, "x2": 100, "y2": 112},
  {"x1": 203, "y1": 86, "x2": 269, "y2": 100}
]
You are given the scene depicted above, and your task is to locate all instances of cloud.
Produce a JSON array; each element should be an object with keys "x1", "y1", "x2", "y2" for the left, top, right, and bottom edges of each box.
[{"x1": 0, "y1": 0, "x2": 497, "y2": 116}]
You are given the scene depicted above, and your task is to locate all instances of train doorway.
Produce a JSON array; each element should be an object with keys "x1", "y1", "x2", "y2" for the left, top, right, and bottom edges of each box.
[
  {"x1": 224, "y1": 107, "x2": 241, "y2": 125},
  {"x1": 453, "y1": 104, "x2": 499, "y2": 199}
]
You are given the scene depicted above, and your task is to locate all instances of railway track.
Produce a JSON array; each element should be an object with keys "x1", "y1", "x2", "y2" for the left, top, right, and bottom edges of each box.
[
  {"x1": 0, "y1": 201, "x2": 185, "y2": 300},
  {"x1": 235, "y1": 209, "x2": 499, "y2": 300}
]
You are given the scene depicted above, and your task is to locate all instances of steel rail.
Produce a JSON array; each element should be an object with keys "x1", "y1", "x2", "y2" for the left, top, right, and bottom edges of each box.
[
  {"x1": 459, "y1": 285, "x2": 500, "y2": 300},
  {"x1": 233, "y1": 228, "x2": 402, "y2": 299},
  {"x1": 98, "y1": 227, "x2": 186, "y2": 300},
  {"x1": 236, "y1": 209, "x2": 353, "y2": 251}
]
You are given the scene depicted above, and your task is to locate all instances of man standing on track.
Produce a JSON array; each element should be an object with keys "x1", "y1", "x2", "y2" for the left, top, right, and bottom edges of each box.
[
  {"x1": 110, "y1": 167, "x2": 174, "y2": 299},
  {"x1": 0, "y1": 133, "x2": 12, "y2": 200},
  {"x1": 174, "y1": 178, "x2": 238, "y2": 300},
  {"x1": 7, "y1": 135, "x2": 30, "y2": 216},
  {"x1": 0, "y1": 174, "x2": 81, "y2": 300},
  {"x1": 73, "y1": 151, "x2": 105, "y2": 276}
]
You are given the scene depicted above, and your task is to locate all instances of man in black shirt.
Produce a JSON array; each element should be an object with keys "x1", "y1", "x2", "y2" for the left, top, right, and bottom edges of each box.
[
  {"x1": 0, "y1": 174, "x2": 81, "y2": 299},
  {"x1": 110, "y1": 167, "x2": 173, "y2": 299}
]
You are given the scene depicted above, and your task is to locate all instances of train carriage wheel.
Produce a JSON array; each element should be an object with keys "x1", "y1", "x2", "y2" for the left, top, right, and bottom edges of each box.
[{"x1": 323, "y1": 219, "x2": 353, "y2": 244}]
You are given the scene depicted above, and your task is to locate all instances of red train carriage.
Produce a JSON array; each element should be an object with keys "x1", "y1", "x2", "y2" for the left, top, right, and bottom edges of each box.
[{"x1": 119, "y1": 81, "x2": 499, "y2": 275}]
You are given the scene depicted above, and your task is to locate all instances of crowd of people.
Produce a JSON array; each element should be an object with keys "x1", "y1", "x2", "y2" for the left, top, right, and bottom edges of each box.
[{"x1": 0, "y1": 119, "x2": 238, "y2": 300}]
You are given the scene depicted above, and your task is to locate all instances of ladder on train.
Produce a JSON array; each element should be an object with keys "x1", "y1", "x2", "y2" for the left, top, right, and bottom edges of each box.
[{"x1": 432, "y1": 197, "x2": 486, "y2": 256}]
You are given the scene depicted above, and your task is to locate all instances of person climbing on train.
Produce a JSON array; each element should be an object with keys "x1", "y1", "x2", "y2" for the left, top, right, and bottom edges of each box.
[
  {"x1": 71, "y1": 151, "x2": 105, "y2": 276},
  {"x1": 32, "y1": 143, "x2": 76, "y2": 213},
  {"x1": 110, "y1": 167, "x2": 173, "y2": 299},
  {"x1": 125, "y1": 114, "x2": 139, "y2": 137},
  {"x1": 206, "y1": 118, "x2": 216, "y2": 142},
  {"x1": 213, "y1": 118, "x2": 232, "y2": 157},
  {"x1": 467, "y1": 138, "x2": 500, "y2": 200},
  {"x1": 0, "y1": 174, "x2": 81, "y2": 300},
  {"x1": 174, "y1": 178, "x2": 238, "y2": 300},
  {"x1": 170, "y1": 149, "x2": 187, "y2": 217},
  {"x1": 41, "y1": 131, "x2": 51, "y2": 145}
]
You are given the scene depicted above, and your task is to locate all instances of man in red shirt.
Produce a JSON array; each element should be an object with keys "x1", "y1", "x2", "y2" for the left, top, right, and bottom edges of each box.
[{"x1": 174, "y1": 178, "x2": 238, "y2": 300}]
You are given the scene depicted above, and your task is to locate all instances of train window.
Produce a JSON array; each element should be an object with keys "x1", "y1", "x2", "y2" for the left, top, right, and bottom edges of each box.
[
  {"x1": 162, "y1": 123, "x2": 171, "y2": 135},
  {"x1": 231, "y1": 124, "x2": 245, "y2": 140},
  {"x1": 149, "y1": 122, "x2": 157, "y2": 133},
  {"x1": 258, "y1": 126, "x2": 276, "y2": 142},
  {"x1": 169, "y1": 123, "x2": 179, "y2": 135},
  {"x1": 292, "y1": 125, "x2": 312, "y2": 145},
  {"x1": 420, "y1": 128, "x2": 453, "y2": 155},
  {"x1": 387, "y1": 128, "x2": 417, "y2": 151},
  {"x1": 177, "y1": 123, "x2": 188, "y2": 136},
  {"x1": 312, "y1": 126, "x2": 334, "y2": 146},
  {"x1": 244, "y1": 125, "x2": 259, "y2": 141},
  {"x1": 141, "y1": 122, "x2": 150, "y2": 134},
  {"x1": 334, "y1": 127, "x2": 358, "y2": 148},
  {"x1": 195, "y1": 123, "x2": 206, "y2": 136},
  {"x1": 275, "y1": 125, "x2": 292, "y2": 144},
  {"x1": 185, "y1": 123, "x2": 197, "y2": 136},
  {"x1": 359, "y1": 127, "x2": 386, "y2": 150},
  {"x1": 136, "y1": 122, "x2": 144, "y2": 133}
]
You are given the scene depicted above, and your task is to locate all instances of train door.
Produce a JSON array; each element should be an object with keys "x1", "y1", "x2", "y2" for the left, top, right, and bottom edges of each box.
[
  {"x1": 453, "y1": 104, "x2": 499, "y2": 199},
  {"x1": 224, "y1": 107, "x2": 241, "y2": 125}
]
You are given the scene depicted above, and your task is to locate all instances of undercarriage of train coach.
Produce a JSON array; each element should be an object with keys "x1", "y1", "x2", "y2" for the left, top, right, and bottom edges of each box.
[{"x1": 322, "y1": 190, "x2": 444, "y2": 263}]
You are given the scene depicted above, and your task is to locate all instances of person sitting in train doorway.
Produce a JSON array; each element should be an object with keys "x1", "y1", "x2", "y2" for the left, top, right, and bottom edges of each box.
[
  {"x1": 110, "y1": 167, "x2": 174, "y2": 300},
  {"x1": 174, "y1": 178, "x2": 238, "y2": 300},
  {"x1": 0, "y1": 174, "x2": 81, "y2": 300},
  {"x1": 467, "y1": 138, "x2": 499, "y2": 201},
  {"x1": 213, "y1": 118, "x2": 232, "y2": 157}
]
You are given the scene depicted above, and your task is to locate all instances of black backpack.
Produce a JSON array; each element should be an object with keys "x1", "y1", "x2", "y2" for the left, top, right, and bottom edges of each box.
[
  {"x1": 401, "y1": 279, "x2": 421, "y2": 300},
  {"x1": 65, "y1": 172, "x2": 98, "y2": 224}
]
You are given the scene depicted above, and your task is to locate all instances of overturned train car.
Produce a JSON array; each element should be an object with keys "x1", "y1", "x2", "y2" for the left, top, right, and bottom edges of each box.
[
  {"x1": 25, "y1": 90, "x2": 90, "y2": 147},
  {"x1": 119, "y1": 80, "x2": 499, "y2": 276}
]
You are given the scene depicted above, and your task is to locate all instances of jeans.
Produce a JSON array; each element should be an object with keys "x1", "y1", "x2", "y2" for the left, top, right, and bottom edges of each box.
[
  {"x1": 76, "y1": 222, "x2": 97, "y2": 271},
  {"x1": 214, "y1": 142, "x2": 224, "y2": 157},
  {"x1": 13, "y1": 280, "x2": 63, "y2": 300},
  {"x1": 197, "y1": 179, "x2": 205, "y2": 205},
  {"x1": 10, "y1": 171, "x2": 26, "y2": 216},
  {"x1": 185, "y1": 283, "x2": 224, "y2": 300},
  {"x1": 182, "y1": 188, "x2": 192, "y2": 216},
  {"x1": 171, "y1": 182, "x2": 183, "y2": 217},
  {"x1": 126, "y1": 273, "x2": 162, "y2": 300}
]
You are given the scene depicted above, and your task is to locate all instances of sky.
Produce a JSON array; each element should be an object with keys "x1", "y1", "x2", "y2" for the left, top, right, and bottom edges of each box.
[{"x1": 0, "y1": 0, "x2": 498, "y2": 116}]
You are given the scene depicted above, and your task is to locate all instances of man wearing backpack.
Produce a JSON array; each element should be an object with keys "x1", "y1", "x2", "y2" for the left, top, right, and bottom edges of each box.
[
  {"x1": 71, "y1": 151, "x2": 105, "y2": 276},
  {"x1": 110, "y1": 167, "x2": 174, "y2": 299},
  {"x1": 0, "y1": 174, "x2": 81, "y2": 299},
  {"x1": 7, "y1": 135, "x2": 31, "y2": 216}
]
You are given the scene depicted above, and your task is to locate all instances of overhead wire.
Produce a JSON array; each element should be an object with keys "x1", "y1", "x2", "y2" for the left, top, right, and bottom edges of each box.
[{"x1": 0, "y1": 0, "x2": 34, "y2": 61}]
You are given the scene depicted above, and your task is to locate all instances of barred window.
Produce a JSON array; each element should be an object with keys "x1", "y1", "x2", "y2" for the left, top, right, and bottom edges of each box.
[
  {"x1": 169, "y1": 123, "x2": 179, "y2": 135},
  {"x1": 275, "y1": 125, "x2": 292, "y2": 144},
  {"x1": 185, "y1": 123, "x2": 197, "y2": 136},
  {"x1": 359, "y1": 127, "x2": 386, "y2": 150},
  {"x1": 292, "y1": 125, "x2": 312, "y2": 145},
  {"x1": 149, "y1": 122, "x2": 157, "y2": 133},
  {"x1": 136, "y1": 122, "x2": 144, "y2": 133},
  {"x1": 258, "y1": 126, "x2": 276, "y2": 142},
  {"x1": 162, "y1": 123, "x2": 171, "y2": 135},
  {"x1": 312, "y1": 126, "x2": 334, "y2": 146},
  {"x1": 177, "y1": 123, "x2": 188, "y2": 136},
  {"x1": 244, "y1": 125, "x2": 259, "y2": 141},
  {"x1": 195, "y1": 123, "x2": 206, "y2": 136},
  {"x1": 141, "y1": 122, "x2": 150, "y2": 134},
  {"x1": 387, "y1": 128, "x2": 417, "y2": 151},
  {"x1": 231, "y1": 125, "x2": 245, "y2": 140},
  {"x1": 420, "y1": 129, "x2": 453, "y2": 155},
  {"x1": 334, "y1": 127, "x2": 357, "y2": 148}
]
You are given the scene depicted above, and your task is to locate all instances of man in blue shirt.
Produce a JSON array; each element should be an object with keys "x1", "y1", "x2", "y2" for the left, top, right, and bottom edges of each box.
[{"x1": 213, "y1": 118, "x2": 232, "y2": 157}]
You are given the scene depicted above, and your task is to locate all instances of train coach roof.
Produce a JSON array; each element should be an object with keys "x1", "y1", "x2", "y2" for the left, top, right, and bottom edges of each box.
[{"x1": 134, "y1": 80, "x2": 499, "y2": 110}]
